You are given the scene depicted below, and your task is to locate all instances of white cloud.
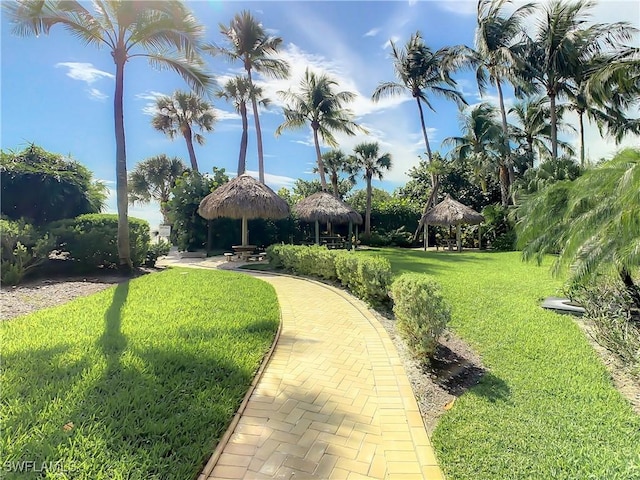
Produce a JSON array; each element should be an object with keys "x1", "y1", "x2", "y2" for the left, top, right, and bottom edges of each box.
[
  {"x1": 382, "y1": 36, "x2": 400, "y2": 50},
  {"x1": 437, "y1": 0, "x2": 477, "y2": 16},
  {"x1": 244, "y1": 171, "x2": 296, "y2": 189},
  {"x1": 408, "y1": 0, "x2": 418, "y2": 6},
  {"x1": 55, "y1": 62, "x2": 114, "y2": 84},
  {"x1": 88, "y1": 88, "x2": 108, "y2": 101},
  {"x1": 214, "y1": 108, "x2": 241, "y2": 121},
  {"x1": 364, "y1": 27, "x2": 381, "y2": 37}
]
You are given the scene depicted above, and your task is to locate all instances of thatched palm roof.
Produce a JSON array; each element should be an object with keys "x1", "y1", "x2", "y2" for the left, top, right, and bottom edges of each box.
[
  {"x1": 294, "y1": 192, "x2": 363, "y2": 225},
  {"x1": 198, "y1": 174, "x2": 289, "y2": 220},
  {"x1": 419, "y1": 194, "x2": 484, "y2": 227}
]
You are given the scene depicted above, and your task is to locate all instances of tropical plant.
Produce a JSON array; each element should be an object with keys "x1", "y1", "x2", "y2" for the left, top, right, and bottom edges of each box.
[
  {"x1": 442, "y1": 103, "x2": 507, "y2": 205},
  {"x1": 128, "y1": 154, "x2": 187, "y2": 225},
  {"x1": 509, "y1": 96, "x2": 575, "y2": 168},
  {"x1": 372, "y1": 31, "x2": 467, "y2": 211},
  {"x1": 6, "y1": 0, "x2": 211, "y2": 268},
  {"x1": 152, "y1": 90, "x2": 215, "y2": 172},
  {"x1": 276, "y1": 68, "x2": 364, "y2": 191},
  {"x1": 350, "y1": 142, "x2": 393, "y2": 235},
  {"x1": 517, "y1": 148, "x2": 640, "y2": 311},
  {"x1": 217, "y1": 76, "x2": 250, "y2": 175},
  {"x1": 474, "y1": 0, "x2": 535, "y2": 198},
  {"x1": 517, "y1": 156, "x2": 583, "y2": 195},
  {"x1": 515, "y1": 0, "x2": 635, "y2": 161},
  {"x1": 1, "y1": 144, "x2": 106, "y2": 225},
  {"x1": 211, "y1": 10, "x2": 289, "y2": 183},
  {"x1": 315, "y1": 149, "x2": 354, "y2": 198}
]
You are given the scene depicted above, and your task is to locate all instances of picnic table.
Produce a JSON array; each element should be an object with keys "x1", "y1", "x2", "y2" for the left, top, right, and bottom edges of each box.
[
  {"x1": 320, "y1": 236, "x2": 346, "y2": 249},
  {"x1": 232, "y1": 245, "x2": 259, "y2": 261}
]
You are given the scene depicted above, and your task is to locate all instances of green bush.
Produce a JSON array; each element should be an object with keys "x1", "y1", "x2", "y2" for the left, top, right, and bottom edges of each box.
[
  {"x1": 390, "y1": 273, "x2": 451, "y2": 362},
  {"x1": 145, "y1": 239, "x2": 172, "y2": 267},
  {"x1": 50, "y1": 214, "x2": 150, "y2": 270},
  {"x1": 482, "y1": 204, "x2": 516, "y2": 251},
  {"x1": 0, "y1": 218, "x2": 56, "y2": 285},
  {"x1": 266, "y1": 245, "x2": 392, "y2": 306}
]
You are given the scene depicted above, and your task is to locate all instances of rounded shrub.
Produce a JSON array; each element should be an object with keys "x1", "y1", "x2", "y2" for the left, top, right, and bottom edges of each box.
[{"x1": 390, "y1": 273, "x2": 451, "y2": 362}]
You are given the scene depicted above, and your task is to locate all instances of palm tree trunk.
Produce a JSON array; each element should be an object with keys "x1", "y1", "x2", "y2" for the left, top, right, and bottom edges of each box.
[
  {"x1": 496, "y1": 80, "x2": 514, "y2": 205},
  {"x1": 620, "y1": 268, "x2": 640, "y2": 318},
  {"x1": 183, "y1": 125, "x2": 199, "y2": 172},
  {"x1": 549, "y1": 91, "x2": 558, "y2": 161},
  {"x1": 113, "y1": 53, "x2": 131, "y2": 269},
  {"x1": 365, "y1": 173, "x2": 372, "y2": 235},
  {"x1": 331, "y1": 172, "x2": 339, "y2": 198},
  {"x1": 415, "y1": 97, "x2": 440, "y2": 221},
  {"x1": 238, "y1": 102, "x2": 248, "y2": 175},
  {"x1": 313, "y1": 127, "x2": 328, "y2": 190},
  {"x1": 578, "y1": 110, "x2": 585, "y2": 167},
  {"x1": 416, "y1": 97, "x2": 432, "y2": 161},
  {"x1": 499, "y1": 165, "x2": 509, "y2": 207},
  {"x1": 247, "y1": 68, "x2": 265, "y2": 183}
]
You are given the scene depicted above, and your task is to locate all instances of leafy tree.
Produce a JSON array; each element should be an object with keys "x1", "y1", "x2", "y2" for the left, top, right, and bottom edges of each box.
[
  {"x1": 291, "y1": 178, "x2": 354, "y2": 204},
  {"x1": 350, "y1": 142, "x2": 393, "y2": 235},
  {"x1": 474, "y1": 0, "x2": 535, "y2": 198},
  {"x1": 1, "y1": 144, "x2": 106, "y2": 225},
  {"x1": 516, "y1": 0, "x2": 634, "y2": 161},
  {"x1": 315, "y1": 149, "x2": 354, "y2": 198},
  {"x1": 346, "y1": 188, "x2": 393, "y2": 213},
  {"x1": 516, "y1": 156, "x2": 582, "y2": 195},
  {"x1": 128, "y1": 154, "x2": 187, "y2": 225},
  {"x1": 372, "y1": 31, "x2": 467, "y2": 210},
  {"x1": 211, "y1": 10, "x2": 289, "y2": 183},
  {"x1": 7, "y1": 0, "x2": 212, "y2": 268},
  {"x1": 517, "y1": 148, "x2": 640, "y2": 311},
  {"x1": 217, "y1": 76, "x2": 250, "y2": 175},
  {"x1": 276, "y1": 68, "x2": 364, "y2": 191},
  {"x1": 152, "y1": 90, "x2": 215, "y2": 172},
  {"x1": 443, "y1": 103, "x2": 507, "y2": 205}
]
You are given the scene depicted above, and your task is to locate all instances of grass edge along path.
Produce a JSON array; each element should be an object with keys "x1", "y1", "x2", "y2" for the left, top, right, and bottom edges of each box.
[
  {"x1": 366, "y1": 249, "x2": 640, "y2": 480},
  {"x1": 1, "y1": 268, "x2": 280, "y2": 480}
]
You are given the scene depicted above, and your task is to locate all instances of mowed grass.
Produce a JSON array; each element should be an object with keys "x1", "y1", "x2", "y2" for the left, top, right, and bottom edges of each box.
[
  {"x1": 363, "y1": 249, "x2": 640, "y2": 480},
  {"x1": 1, "y1": 268, "x2": 279, "y2": 480}
]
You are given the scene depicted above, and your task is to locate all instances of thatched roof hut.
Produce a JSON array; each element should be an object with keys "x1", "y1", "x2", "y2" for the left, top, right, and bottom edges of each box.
[
  {"x1": 198, "y1": 174, "x2": 289, "y2": 246},
  {"x1": 419, "y1": 194, "x2": 484, "y2": 227},
  {"x1": 294, "y1": 192, "x2": 363, "y2": 225},
  {"x1": 418, "y1": 194, "x2": 484, "y2": 251}
]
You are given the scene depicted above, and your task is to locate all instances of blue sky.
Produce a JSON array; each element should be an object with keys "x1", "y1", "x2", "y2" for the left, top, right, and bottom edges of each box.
[{"x1": 2, "y1": 0, "x2": 638, "y2": 228}]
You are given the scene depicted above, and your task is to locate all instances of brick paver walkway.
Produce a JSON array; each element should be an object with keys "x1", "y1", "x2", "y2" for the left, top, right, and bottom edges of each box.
[{"x1": 199, "y1": 271, "x2": 444, "y2": 480}]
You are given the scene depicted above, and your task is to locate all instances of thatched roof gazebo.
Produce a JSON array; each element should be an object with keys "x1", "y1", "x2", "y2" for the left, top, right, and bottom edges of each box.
[
  {"x1": 198, "y1": 174, "x2": 289, "y2": 246},
  {"x1": 418, "y1": 194, "x2": 484, "y2": 251},
  {"x1": 294, "y1": 192, "x2": 362, "y2": 249}
]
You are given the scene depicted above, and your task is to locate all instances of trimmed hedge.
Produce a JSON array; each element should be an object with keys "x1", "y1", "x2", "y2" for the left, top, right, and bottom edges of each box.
[
  {"x1": 266, "y1": 245, "x2": 392, "y2": 306},
  {"x1": 390, "y1": 273, "x2": 451, "y2": 362},
  {"x1": 50, "y1": 214, "x2": 150, "y2": 269}
]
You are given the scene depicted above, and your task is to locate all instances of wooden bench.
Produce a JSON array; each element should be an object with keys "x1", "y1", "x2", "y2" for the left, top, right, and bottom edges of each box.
[
  {"x1": 246, "y1": 253, "x2": 265, "y2": 262},
  {"x1": 224, "y1": 252, "x2": 236, "y2": 262}
]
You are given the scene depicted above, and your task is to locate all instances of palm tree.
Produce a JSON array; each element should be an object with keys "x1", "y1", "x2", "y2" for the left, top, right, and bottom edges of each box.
[
  {"x1": 516, "y1": 0, "x2": 635, "y2": 161},
  {"x1": 128, "y1": 154, "x2": 186, "y2": 224},
  {"x1": 152, "y1": 90, "x2": 215, "y2": 172},
  {"x1": 216, "y1": 76, "x2": 268, "y2": 176},
  {"x1": 474, "y1": 0, "x2": 535, "y2": 200},
  {"x1": 509, "y1": 96, "x2": 575, "y2": 168},
  {"x1": 517, "y1": 147, "x2": 640, "y2": 311},
  {"x1": 210, "y1": 10, "x2": 289, "y2": 184},
  {"x1": 315, "y1": 149, "x2": 354, "y2": 198},
  {"x1": 443, "y1": 103, "x2": 506, "y2": 205},
  {"x1": 350, "y1": 142, "x2": 393, "y2": 235},
  {"x1": 276, "y1": 68, "x2": 364, "y2": 191},
  {"x1": 372, "y1": 31, "x2": 467, "y2": 216},
  {"x1": 7, "y1": 0, "x2": 211, "y2": 268}
]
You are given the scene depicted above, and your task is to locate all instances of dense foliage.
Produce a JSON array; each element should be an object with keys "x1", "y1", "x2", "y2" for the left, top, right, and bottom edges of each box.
[
  {"x1": 1, "y1": 144, "x2": 106, "y2": 225},
  {"x1": 0, "y1": 218, "x2": 56, "y2": 285}
]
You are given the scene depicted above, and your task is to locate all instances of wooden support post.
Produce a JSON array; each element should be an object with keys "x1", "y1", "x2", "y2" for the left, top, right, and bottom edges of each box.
[
  {"x1": 456, "y1": 224, "x2": 461, "y2": 252},
  {"x1": 347, "y1": 222, "x2": 353, "y2": 251},
  {"x1": 315, "y1": 220, "x2": 320, "y2": 245}
]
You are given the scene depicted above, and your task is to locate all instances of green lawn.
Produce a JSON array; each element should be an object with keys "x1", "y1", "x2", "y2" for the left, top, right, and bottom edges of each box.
[
  {"x1": 1, "y1": 268, "x2": 279, "y2": 480},
  {"x1": 363, "y1": 249, "x2": 640, "y2": 480}
]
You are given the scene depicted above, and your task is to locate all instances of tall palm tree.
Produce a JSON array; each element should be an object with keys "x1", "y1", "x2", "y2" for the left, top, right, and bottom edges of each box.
[
  {"x1": 210, "y1": 10, "x2": 289, "y2": 184},
  {"x1": 350, "y1": 142, "x2": 393, "y2": 235},
  {"x1": 276, "y1": 68, "x2": 364, "y2": 191},
  {"x1": 316, "y1": 149, "x2": 354, "y2": 198},
  {"x1": 152, "y1": 90, "x2": 215, "y2": 172},
  {"x1": 443, "y1": 103, "x2": 506, "y2": 205},
  {"x1": 372, "y1": 31, "x2": 467, "y2": 214},
  {"x1": 474, "y1": 0, "x2": 535, "y2": 200},
  {"x1": 516, "y1": 0, "x2": 635, "y2": 161},
  {"x1": 216, "y1": 76, "x2": 268, "y2": 176},
  {"x1": 7, "y1": 0, "x2": 211, "y2": 269},
  {"x1": 128, "y1": 154, "x2": 186, "y2": 224},
  {"x1": 509, "y1": 96, "x2": 575, "y2": 168}
]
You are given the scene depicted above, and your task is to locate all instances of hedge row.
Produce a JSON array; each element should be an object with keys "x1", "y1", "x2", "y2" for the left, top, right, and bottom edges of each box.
[
  {"x1": 266, "y1": 245, "x2": 392, "y2": 307},
  {"x1": 265, "y1": 245, "x2": 451, "y2": 362}
]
